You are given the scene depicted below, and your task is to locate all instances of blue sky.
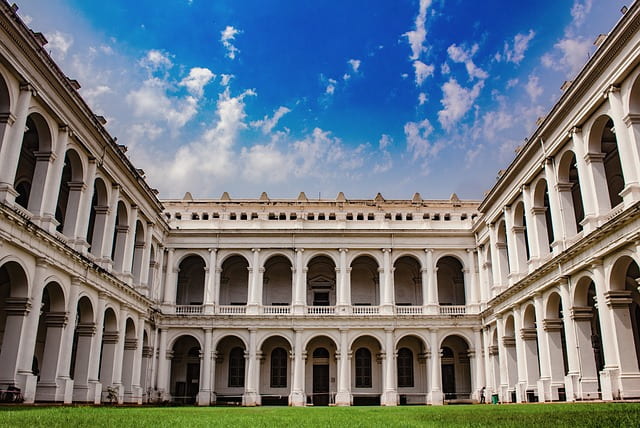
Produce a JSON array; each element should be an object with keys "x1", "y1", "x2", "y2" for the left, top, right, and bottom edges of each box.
[{"x1": 17, "y1": 0, "x2": 628, "y2": 199}]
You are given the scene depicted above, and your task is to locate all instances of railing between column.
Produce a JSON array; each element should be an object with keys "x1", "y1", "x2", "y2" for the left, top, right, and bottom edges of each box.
[
  {"x1": 262, "y1": 306, "x2": 291, "y2": 315},
  {"x1": 217, "y1": 305, "x2": 247, "y2": 315},
  {"x1": 352, "y1": 306, "x2": 380, "y2": 315},
  {"x1": 306, "y1": 306, "x2": 336, "y2": 315},
  {"x1": 396, "y1": 306, "x2": 423, "y2": 315},
  {"x1": 175, "y1": 305, "x2": 203, "y2": 314},
  {"x1": 438, "y1": 305, "x2": 466, "y2": 315}
]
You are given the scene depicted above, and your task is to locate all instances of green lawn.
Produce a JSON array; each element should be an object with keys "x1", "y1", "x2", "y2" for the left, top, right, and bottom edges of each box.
[{"x1": 0, "y1": 403, "x2": 639, "y2": 427}]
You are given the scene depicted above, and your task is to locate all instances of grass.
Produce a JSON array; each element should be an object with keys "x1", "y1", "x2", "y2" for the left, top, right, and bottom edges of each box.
[{"x1": 0, "y1": 403, "x2": 639, "y2": 427}]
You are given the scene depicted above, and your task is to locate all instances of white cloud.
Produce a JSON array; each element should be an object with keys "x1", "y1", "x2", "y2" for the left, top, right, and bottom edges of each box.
[
  {"x1": 379, "y1": 134, "x2": 392, "y2": 150},
  {"x1": 525, "y1": 74, "x2": 543, "y2": 101},
  {"x1": 326, "y1": 78, "x2": 337, "y2": 95},
  {"x1": 179, "y1": 67, "x2": 215, "y2": 97},
  {"x1": 81, "y1": 85, "x2": 112, "y2": 105},
  {"x1": 501, "y1": 30, "x2": 535, "y2": 64},
  {"x1": 506, "y1": 78, "x2": 519, "y2": 89},
  {"x1": 441, "y1": 62, "x2": 450, "y2": 75},
  {"x1": 250, "y1": 106, "x2": 291, "y2": 134},
  {"x1": 241, "y1": 142, "x2": 290, "y2": 183},
  {"x1": 348, "y1": 59, "x2": 361, "y2": 73},
  {"x1": 418, "y1": 92, "x2": 427, "y2": 105},
  {"x1": 413, "y1": 60, "x2": 434, "y2": 86},
  {"x1": 139, "y1": 49, "x2": 173, "y2": 71},
  {"x1": 437, "y1": 78, "x2": 484, "y2": 130},
  {"x1": 447, "y1": 43, "x2": 488, "y2": 80},
  {"x1": 571, "y1": 0, "x2": 592, "y2": 28},
  {"x1": 221, "y1": 25, "x2": 241, "y2": 59},
  {"x1": 541, "y1": 37, "x2": 591, "y2": 76},
  {"x1": 404, "y1": 119, "x2": 435, "y2": 160},
  {"x1": 21, "y1": 14, "x2": 33, "y2": 25},
  {"x1": 220, "y1": 74, "x2": 234, "y2": 86},
  {"x1": 404, "y1": 0, "x2": 432, "y2": 60},
  {"x1": 343, "y1": 73, "x2": 351, "y2": 81},
  {"x1": 401, "y1": 73, "x2": 409, "y2": 79},
  {"x1": 481, "y1": 109, "x2": 514, "y2": 140},
  {"x1": 45, "y1": 31, "x2": 73, "y2": 60}
]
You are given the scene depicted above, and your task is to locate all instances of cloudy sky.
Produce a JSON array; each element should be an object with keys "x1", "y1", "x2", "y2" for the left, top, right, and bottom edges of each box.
[{"x1": 17, "y1": 0, "x2": 628, "y2": 200}]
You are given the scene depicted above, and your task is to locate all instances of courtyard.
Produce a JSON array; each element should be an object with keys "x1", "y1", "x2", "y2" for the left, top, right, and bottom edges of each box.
[{"x1": 0, "y1": 403, "x2": 639, "y2": 427}]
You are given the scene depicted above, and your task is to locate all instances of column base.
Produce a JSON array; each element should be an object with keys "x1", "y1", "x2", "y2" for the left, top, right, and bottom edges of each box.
[
  {"x1": 621, "y1": 183, "x2": 640, "y2": 208},
  {"x1": 35, "y1": 381, "x2": 58, "y2": 402},
  {"x1": 124, "y1": 386, "x2": 142, "y2": 404},
  {"x1": 292, "y1": 304, "x2": 305, "y2": 316},
  {"x1": 203, "y1": 304, "x2": 214, "y2": 315},
  {"x1": 0, "y1": 182, "x2": 18, "y2": 206},
  {"x1": 242, "y1": 391, "x2": 261, "y2": 406},
  {"x1": 515, "y1": 382, "x2": 527, "y2": 403},
  {"x1": 536, "y1": 378, "x2": 551, "y2": 402},
  {"x1": 381, "y1": 390, "x2": 398, "y2": 406},
  {"x1": 289, "y1": 390, "x2": 306, "y2": 406},
  {"x1": 246, "y1": 305, "x2": 260, "y2": 315},
  {"x1": 618, "y1": 371, "x2": 640, "y2": 399},
  {"x1": 88, "y1": 381, "x2": 102, "y2": 404},
  {"x1": 198, "y1": 390, "x2": 211, "y2": 406},
  {"x1": 57, "y1": 377, "x2": 75, "y2": 403},
  {"x1": 336, "y1": 305, "x2": 351, "y2": 315},
  {"x1": 428, "y1": 390, "x2": 443, "y2": 405},
  {"x1": 425, "y1": 304, "x2": 439, "y2": 315},
  {"x1": 577, "y1": 376, "x2": 600, "y2": 400},
  {"x1": 16, "y1": 372, "x2": 38, "y2": 403},
  {"x1": 563, "y1": 373, "x2": 579, "y2": 402},
  {"x1": 600, "y1": 367, "x2": 620, "y2": 400},
  {"x1": 334, "y1": 391, "x2": 352, "y2": 406},
  {"x1": 380, "y1": 305, "x2": 394, "y2": 315},
  {"x1": 72, "y1": 383, "x2": 94, "y2": 402}
]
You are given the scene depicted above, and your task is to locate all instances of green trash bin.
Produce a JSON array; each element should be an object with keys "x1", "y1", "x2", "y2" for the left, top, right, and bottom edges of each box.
[{"x1": 491, "y1": 394, "x2": 499, "y2": 404}]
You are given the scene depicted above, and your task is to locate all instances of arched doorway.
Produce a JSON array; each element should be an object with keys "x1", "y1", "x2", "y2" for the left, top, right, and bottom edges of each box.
[
  {"x1": 521, "y1": 304, "x2": 541, "y2": 401},
  {"x1": 70, "y1": 296, "x2": 95, "y2": 402},
  {"x1": 259, "y1": 335, "x2": 291, "y2": 405},
  {"x1": 305, "y1": 335, "x2": 337, "y2": 406},
  {"x1": 169, "y1": 335, "x2": 201, "y2": 404},
  {"x1": 98, "y1": 308, "x2": 119, "y2": 402},
  {"x1": 306, "y1": 256, "x2": 336, "y2": 309},
  {"x1": 176, "y1": 255, "x2": 206, "y2": 307},
  {"x1": 0, "y1": 261, "x2": 29, "y2": 387},
  {"x1": 350, "y1": 256, "x2": 379, "y2": 307},
  {"x1": 503, "y1": 315, "x2": 518, "y2": 402},
  {"x1": 121, "y1": 318, "x2": 138, "y2": 402},
  {"x1": 440, "y1": 335, "x2": 471, "y2": 401},
  {"x1": 14, "y1": 114, "x2": 52, "y2": 212},
  {"x1": 533, "y1": 179, "x2": 554, "y2": 256},
  {"x1": 111, "y1": 201, "x2": 129, "y2": 272},
  {"x1": 394, "y1": 256, "x2": 422, "y2": 306},
  {"x1": 262, "y1": 255, "x2": 292, "y2": 308},
  {"x1": 55, "y1": 150, "x2": 84, "y2": 235},
  {"x1": 219, "y1": 256, "x2": 249, "y2": 306},
  {"x1": 351, "y1": 335, "x2": 382, "y2": 406},
  {"x1": 437, "y1": 257, "x2": 465, "y2": 306},
  {"x1": 214, "y1": 335, "x2": 246, "y2": 404},
  {"x1": 86, "y1": 177, "x2": 109, "y2": 256},
  {"x1": 545, "y1": 292, "x2": 569, "y2": 401},
  {"x1": 396, "y1": 335, "x2": 428, "y2": 405}
]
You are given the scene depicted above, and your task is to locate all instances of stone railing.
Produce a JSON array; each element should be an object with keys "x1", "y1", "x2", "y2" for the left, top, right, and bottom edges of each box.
[
  {"x1": 262, "y1": 306, "x2": 291, "y2": 315},
  {"x1": 175, "y1": 305, "x2": 203, "y2": 314},
  {"x1": 396, "y1": 306, "x2": 424, "y2": 315},
  {"x1": 307, "y1": 306, "x2": 336, "y2": 315},
  {"x1": 218, "y1": 305, "x2": 247, "y2": 315},
  {"x1": 352, "y1": 305, "x2": 380, "y2": 315},
  {"x1": 439, "y1": 305, "x2": 466, "y2": 315}
]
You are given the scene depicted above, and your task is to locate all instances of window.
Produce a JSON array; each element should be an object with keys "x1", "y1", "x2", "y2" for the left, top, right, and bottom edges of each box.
[
  {"x1": 355, "y1": 348, "x2": 372, "y2": 388},
  {"x1": 318, "y1": 213, "x2": 325, "y2": 220},
  {"x1": 397, "y1": 348, "x2": 414, "y2": 387},
  {"x1": 229, "y1": 213, "x2": 237, "y2": 220},
  {"x1": 313, "y1": 292, "x2": 330, "y2": 306},
  {"x1": 228, "y1": 347, "x2": 245, "y2": 387},
  {"x1": 357, "y1": 213, "x2": 364, "y2": 220},
  {"x1": 240, "y1": 213, "x2": 247, "y2": 220},
  {"x1": 270, "y1": 348, "x2": 288, "y2": 388}
]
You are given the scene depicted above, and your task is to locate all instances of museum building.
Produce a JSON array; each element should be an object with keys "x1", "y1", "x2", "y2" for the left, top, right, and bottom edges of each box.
[{"x1": 0, "y1": 0, "x2": 640, "y2": 406}]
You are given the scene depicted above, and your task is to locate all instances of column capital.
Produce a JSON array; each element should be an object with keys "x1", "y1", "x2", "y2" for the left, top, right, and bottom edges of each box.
[
  {"x1": 339, "y1": 248, "x2": 349, "y2": 253},
  {"x1": 381, "y1": 248, "x2": 392, "y2": 253},
  {"x1": 251, "y1": 248, "x2": 261, "y2": 253},
  {"x1": 19, "y1": 82, "x2": 37, "y2": 96},
  {"x1": 568, "y1": 126, "x2": 582, "y2": 138},
  {"x1": 424, "y1": 248, "x2": 433, "y2": 254},
  {"x1": 295, "y1": 248, "x2": 304, "y2": 254},
  {"x1": 603, "y1": 84, "x2": 621, "y2": 98},
  {"x1": 208, "y1": 248, "x2": 218, "y2": 254}
]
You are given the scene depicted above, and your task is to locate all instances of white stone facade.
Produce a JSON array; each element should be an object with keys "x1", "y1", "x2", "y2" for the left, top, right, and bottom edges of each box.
[{"x1": 0, "y1": 1, "x2": 640, "y2": 407}]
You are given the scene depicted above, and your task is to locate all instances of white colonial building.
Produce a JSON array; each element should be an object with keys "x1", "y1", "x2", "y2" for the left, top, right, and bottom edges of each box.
[{"x1": 0, "y1": 0, "x2": 639, "y2": 406}]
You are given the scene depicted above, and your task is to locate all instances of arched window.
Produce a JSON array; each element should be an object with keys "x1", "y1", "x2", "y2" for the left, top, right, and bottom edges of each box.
[
  {"x1": 355, "y1": 347, "x2": 372, "y2": 388},
  {"x1": 228, "y1": 347, "x2": 245, "y2": 387},
  {"x1": 397, "y1": 347, "x2": 414, "y2": 388},
  {"x1": 270, "y1": 347, "x2": 288, "y2": 388}
]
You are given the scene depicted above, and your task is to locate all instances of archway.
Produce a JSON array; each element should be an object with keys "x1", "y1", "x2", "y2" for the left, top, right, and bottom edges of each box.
[
  {"x1": 351, "y1": 335, "x2": 382, "y2": 405},
  {"x1": 55, "y1": 150, "x2": 84, "y2": 235},
  {"x1": 169, "y1": 335, "x2": 201, "y2": 404},
  {"x1": 111, "y1": 201, "x2": 129, "y2": 271},
  {"x1": 521, "y1": 304, "x2": 541, "y2": 400},
  {"x1": 533, "y1": 179, "x2": 554, "y2": 256},
  {"x1": 496, "y1": 220, "x2": 510, "y2": 283},
  {"x1": 214, "y1": 335, "x2": 246, "y2": 404},
  {"x1": 131, "y1": 221, "x2": 145, "y2": 285},
  {"x1": 440, "y1": 335, "x2": 471, "y2": 401},
  {"x1": 557, "y1": 151, "x2": 585, "y2": 235},
  {"x1": 305, "y1": 335, "x2": 337, "y2": 406},
  {"x1": 545, "y1": 292, "x2": 569, "y2": 401},
  {"x1": 350, "y1": 256, "x2": 379, "y2": 307},
  {"x1": 98, "y1": 308, "x2": 119, "y2": 401},
  {"x1": 609, "y1": 256, "x2": 640, "y2": 372},
  {"x1": 259, "y1": 335, "x2": 291, "y2": 405},
  {"x1": 394, "y1": 256, "x2": 422, "y2": 306},
  {"x1": 86, "y1": 177, "x2": 109, "y2": 256},
  {"x1": 70, "y1": 296, "x2": 95, "y2": 402},
  {"x1": 176, "y1": 255, "x2": 206, "y2": 307},
  {"x1": 0, "y1": 261, "x2": 29, "y2": 386},
  {"x1": 14, "y1": 113, "x2": 52, "y2": 212},
  {"x1": 121, "y1": 318, "x2": 138, "y2": 402},
  {"x1": 306, "y1": 256, "x2": 336, "y2": 308},
  {"x1": 219, "y1": 256, "x2": 249, "y2": 306},
  {"x1": 503, "y1": 315, "x2": 518, "y2": 402},
  {"x1": 34, "y1": 281, "x2": 66, "y2": 401},
  {"x1": 437, "y1": 256, "x2": 465, "y2": 306},
  {"x1": 262, "y1": 255, "x2": 292, "y2": 308},
  {"x1": 513, "y1": 201, "x2": 530, "y2": 271},
  {"x1": 396, "y1": 335, "x2": 428, "y2": 405}
]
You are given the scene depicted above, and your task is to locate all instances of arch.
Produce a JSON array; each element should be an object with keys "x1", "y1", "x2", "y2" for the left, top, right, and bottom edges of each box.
[
  {"x1": 629, "y1": 72, "x2": 640, "y2": 114},
  {"x1": 303, "y1": 250, "x2": 338, "y2": 268},
  {"x1": 394, "y1": 255, "x2": 422, "y2": 306},
  {"x1": 111, "y1": 200, "x2": 129, "y2": 271},
  {"x1": 347, "y1": 251, "x2": 383, "y2": 268},
  {"x1": 260, "y1": 335, "x2": 292, "y2": 404},
  {"x1": 305, "y1": 334, "x2": 338, "y2": 406},
  {"x1": 440, "y1": 335, "x2": 472, "y2": 400},
  {"x1": 608, "y1": 255, "x2": 640, "y2": 369},
  {"x1": 306, "y1": 255, "x2": 336, "y2": 307},
  {"x1": 131, "y1": 220, "x2": 146, "y2": 284},
  {"x1": 557, "y1": 150, "x2": 585, "y2": 235},
  {"x1": 70, "y1": 295, "x2": 95, "y2": 398},
  {"x1": 0, "y1": 71, "x2": 10, "y2": 114},
  {"x1": 513, "y1": 201, "x2": 531, "y2": 264},
  {"x1": 436, "y1": 256, "x2": 465, "y2": 306},
  {"x1": 14, "y1": 112, "x2": 53, "y2": 210},
  {"x1": 55, "y1": 149, "x2": 85, "y2": 234},
  {"x1": 351, "y1": 335, "x2": 383, "y2": 405},
  {"x1": 219, "y1": 255, "x2": 249, "y2": 306},
  {"x1": 34, "y1": 281, "x2": 67, "y2": 401},
  {"x1": 0, "y1": 260, "x2": 29, "y2": 385},
  {"x1": 170, "y1": 335, "x2": 201, "y2": 404},
  {"x1": 588, "y1": 115, "x2": 625, "y2": 208},
  {"x1": 396, "y1": 334, "x2": 429, "y2": 404},
  {"x1": 391, "y1": 251, "x2": 424, "y2": 269},
  {"x1": 350, "y1": 255, "x2": 379, "y2": 306},
  {"x1": 257, "y1": 333, "x2": 293, "y2": 351},
  {"x1": 214, "y1": 334, "x2": 247, "y2": 402},
  {"x1": 532, "y1": 178, "x2": 554, "y2": 255},
  {"x1": 86, "y1": 177, "x2": 109, "y2": 256},
  {"x1": 302, "y1": 333, "x2": 339, "y2": 351},
  {"x1": 260, "y1": 250, "x2": 294, "y2": 269},
  {"x1": 394, "y1": 332, "x2": 430, "y2": 351},
  {"x1": 98, "y1": 307, "x2": 119, "y2": 398},
  {"x1": 262, "y1": 255, "x2": 292, "y2": 306},
  {"x1": 176, "y1": 254, "x2": 206, "y2": 306},
  {"x1": 496, "y1": 219, "x2": 511, "y2": 281}
]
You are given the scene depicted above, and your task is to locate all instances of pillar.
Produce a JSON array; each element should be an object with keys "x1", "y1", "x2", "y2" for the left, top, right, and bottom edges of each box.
[
  {"x1": 243, "y1": 328, "x2": 260, "y2": 405},
  {"x1": 428, "y1": 329, "x2": 443, "y2": 405},
  {"x1": 204, "y1": 249, "x2": 217, "y2": 314},
  {"x1": 533, "y1": 294, "x2": 552, "y2": 402},
  {"x1": 424, "y1": 249, "x2": 438, "y2": 314},
  {"x1": 543, "y1": 157, "x2": 565, "y2": 253},
  {"x1": 380, "y1": 249, "x2": 394, "y2": 314},
  {"x1": 336, "y1": 249, "x2": 350, "y2": 313},
  {"x1": 163, "y1": 248, "x2": 176, "y2": 305},
  {"x1": 292, "y1": 249, "x2": 305, "y2": 314},
  {"x1": 55, "y1": 277, "x2": 81, "y2": 403},
  {"x1": 381, "y1": 328, "x2": 397, "y2": 405},
  {"x1": 156, "y1": 328, "x2": 169, "y2": 400},
  {"x1": 100, "y1": 184, "x2": 120, "y2": 268},
  {"x1": 37, "y1": 125, "x2": 69, "y2": 232},
  {"x1": 335, "y1": 328, "x2": 351, "y2": 405},
  {"x1": 87, "y1": 294, "x2": 106, "y2": 403},
  {"x1": 290, "y1": 328, "x2": 305, "y2": 406},
  {"x1": 122, "y1": 205, "x2": 138, "y2": 279},
  {"x1": 198, "y1": 328, "x2": 212, "y2": 405},
  {"x1": 247, "y1": 249, "x2": 261, "y2": 314}
]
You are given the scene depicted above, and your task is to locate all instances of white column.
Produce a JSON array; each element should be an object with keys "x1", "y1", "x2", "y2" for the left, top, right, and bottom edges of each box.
[
  {"x1": 466, "y1": 249, "x2": 478, "y2": 308},
  {"x1": 87, "y1": 294, "x2": 106, "y2": 403},
  {"x1": 290, "y1": 328, "x2": 305, "y2": 406},
  {"x1": 606, "y1": 86, "x2": 640, "y2": 203},
  {"x1": 425, "y1": 249, "x2": 438, "y2": 314},
  {"x1": 112, "y1": 308, "x2": 126, "y2": 403},
  {"x1": 163, "y1": 248, "x2": 176, "y2": 305},
  {"x1": 122, "y1": 205, "x2": 138, "y2": 279},
  {"x1": 569, "y1": 127, "x2": 598, "y2": 232},
  {"x1": 503, "y1": 206, "x2": 519, "y2": 282},
  {"x1": 38, "y1": 125, "x2": 69, "y2": 232},
  {"x1": 513, "y1": 306, "x2": 526, "y2": 402},
  {"x1": 55, "y1": 277, "x2": 81, "y2": 403},
  {"x1": 293, "y1": 249, "x2": 305, "y2": 314},
  {"x1": 482, "y1": 327, "x2": 494, "y2": 395},
  {"x1": 428, "y1": 329, "x2": 443, "y2": 405},
  {"x1": 559, "y1": 280, "x2": 582, "y2": 400},
  {"x1": 495, "y1": 315, "x2": 510, "y2": 401},
  {"x1": 488, "y1": 223, "x2": 506, "y2": 293},
  {"x1": 138, "y1": 224, "x2": 154, "y2": 292},
  {"x1": 381, "y1": 328, "x2": 397, "y2": 405},
  {"x1": 247, "y1": 248, "x2": 261, "y2": 314},
  {"x1": 243, "y1": 328, "x2": 260, "y2": 405},
  {"x1": 473, "y1": 328, "x2": 484, "y2": 401},
  {"x1": 477, "y1": 246, "x2": 488, "y2": 304},
  {"x1": 336, "y1": 249, "x2": 350, "y2": 313},
  {"x1": 0, "y1": 83, "x2": 34, "y2": 204},
  {"x1": 129, "y1": 315, "x2": 145, "y2": 404},
  {"x1": 100, "y1": 184, "x2": 120, "y2": 268},
  {"x1": 381, "y1": 249, "x2": 394, "y2": 314},
  {"x1": 204, "y1": 249, "x2": 217, "y2": 313},
  {"x1": 335, "y1": 328, "x2": 351, "y2": 405},
  {"x1": 73, "y1": 158, "x2": 97, "y2": 252},
  {"x1": 533, "y1": 294, "x2": 551, "y2": 402},
  {"x1": 156, "y1": 328, "x2": 170, "y2": 400},
  {"x1": 521, "y1": 184, "x2": 540, "y2": 266},
  {"x1": 198, "y1": 328, "x2": 212, "y2": 405},
  {"x1": 543, "y1": 157, "x2": 565, "y2": 253}
]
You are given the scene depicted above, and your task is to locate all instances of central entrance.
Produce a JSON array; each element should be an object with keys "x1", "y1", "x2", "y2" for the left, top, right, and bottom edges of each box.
[{"x1": 312, "y1": 348, "x2": 330, "y2": 406}]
